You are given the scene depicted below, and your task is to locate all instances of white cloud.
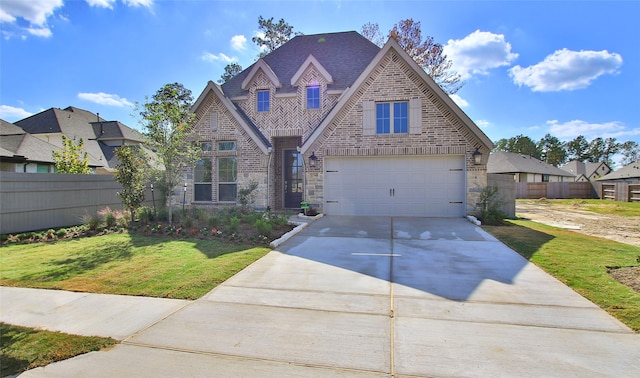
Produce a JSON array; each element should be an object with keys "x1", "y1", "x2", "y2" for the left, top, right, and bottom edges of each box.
[
  {"x1": 0, "y1": 105, "x2": 33, "y2": 120},
  {"x1": 85, "y1": 0, "x2": 116, "y2": 9},
  {"x1": 202, "y1": 51, "x2": 235, "y2": 63},
  {"x1": 443, "y1": 30, "x2": 518, "y2": 80},
  {"x1": 449, "y1": 94, "x2": 468, "y2": 108},
  {"x1": 78, "y1": 92, "x2": 134, "y2": 107},
  {"x1": 475, "y1": 120, "x2": 490, "y2": 129},
  {"x1": 123, "y1": 0, "x2": 153, "y2": 7},
  {"x1": 27, "y1": 26, "x2": 52, "y2": 38},
  {"x1": 0, "y1": 0, "x2": 63, "y2": 25},
  {"x1": 510, "y1": 49, "x2": 622, "y2": 92},
  {"x1": 547, "y1": 119, "x2": 640, "y2": 140},
  {"x1": 231, "y1": 34, "x2": 247, "y2": 51}
]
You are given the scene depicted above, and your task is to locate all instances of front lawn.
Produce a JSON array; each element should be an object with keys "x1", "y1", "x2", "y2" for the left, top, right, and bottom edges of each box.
[
  {"x1": 0, "y1": 233, "x2": 270, "y2": 300},
  {"x1": 484, "y1": 219, "x2": 640, "y2": 332},
  {"x1": 0, "y1": 322, "x2": 116, "y2": 377}
]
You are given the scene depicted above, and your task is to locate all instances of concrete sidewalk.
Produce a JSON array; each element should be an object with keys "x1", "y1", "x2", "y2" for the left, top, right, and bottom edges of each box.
[{"x1": 3, "y1": 216, "x2": 640, "y2": 377}]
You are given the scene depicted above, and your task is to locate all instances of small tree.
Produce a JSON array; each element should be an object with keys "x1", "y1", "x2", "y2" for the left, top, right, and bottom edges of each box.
[
  {"x1": 52, "y1": 135, "x2": 91, "y2": 174},
  {"x1": 138, "y1": 83, "x2": 200, "y2": 224},
  {"x1": 114, "y1": 145, "x2": 150, "y2": 219}
]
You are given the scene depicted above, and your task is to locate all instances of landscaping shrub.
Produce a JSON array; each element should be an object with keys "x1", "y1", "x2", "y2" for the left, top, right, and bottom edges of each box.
[
  {"x1": 105, "y1": 212, "x2": 117, "y2": 229},
  {"x1": 83, "y1": 213, "x2": 103, "y2": 231},
  {"x1": 56, "y1": 229, "x2": 67, "y2": 238},
  {"x1": 225, "y1": 216, "x2": 241, "y2": 233},
  {"x1": 475, "y1": 186, "x2": 506, "y2": 226},
  {"x1": 254, "y1": 218, "x2": 272, "y2": 237},
  {"x1": 137, "y1": 206, "x2": 155, "y2": 224}
]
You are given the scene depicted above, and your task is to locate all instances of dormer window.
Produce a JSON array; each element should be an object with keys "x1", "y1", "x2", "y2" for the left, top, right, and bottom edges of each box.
[
  {"x1": 306, "y1": 86, "x2": 320, "y2": 110},
  {"x1": 257, "y1": 90, "x2": 270, "y2": 112}
]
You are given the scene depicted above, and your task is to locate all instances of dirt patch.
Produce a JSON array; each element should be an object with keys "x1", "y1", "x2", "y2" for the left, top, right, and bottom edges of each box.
[
  {"x1": 516, "y1": 201, "x2": 640, "y2": 248},
  {"x1": 609, "y1": 267, "x2": 640, "y2": 293}
]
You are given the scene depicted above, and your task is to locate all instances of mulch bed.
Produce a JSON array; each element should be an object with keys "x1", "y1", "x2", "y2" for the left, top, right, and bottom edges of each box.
[{"x1": 609, "y1": 266, "x2": 640, "y2": 293}]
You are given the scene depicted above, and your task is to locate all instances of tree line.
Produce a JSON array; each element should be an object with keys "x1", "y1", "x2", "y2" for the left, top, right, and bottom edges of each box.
[{"x1": 493, "y1": 134, "x2": 640, "y2": 168}]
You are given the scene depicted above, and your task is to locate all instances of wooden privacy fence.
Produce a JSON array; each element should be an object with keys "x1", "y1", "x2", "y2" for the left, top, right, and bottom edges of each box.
[
  {"x1": 597, "y1": 182, "x2": 640, "y2": 202},
  {"x1": 516, "y1": 182, "x2": 597, "y2": 199},
  {"x1": 0, "y1": 172, "x2": 153, "y2": 234}
]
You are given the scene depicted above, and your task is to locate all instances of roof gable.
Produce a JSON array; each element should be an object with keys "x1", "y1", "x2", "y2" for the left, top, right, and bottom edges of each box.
[
  {"x1": 290, "y1": 54, "x2": 333, "y2": 86},
  {"x1": 192, "y1": 81, "x2": 271, "y2": 153},
  {"x1": 222, "y1": 31, "x2": 380, "y2": 98},
  {"x1": 241, "y1": 59, "x2": 282, "y2": 90},
  {"x1": 302, "y1": 37, "x2": 494, "y2": 152},
  {"x1": 597, "y1": 160, "x2": 640, "y2": 180}
]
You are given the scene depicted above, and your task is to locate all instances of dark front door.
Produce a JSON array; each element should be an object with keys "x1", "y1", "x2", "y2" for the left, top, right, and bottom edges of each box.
[{"x1": 284, "y1": 150, "x2": 303, "y2": 208}]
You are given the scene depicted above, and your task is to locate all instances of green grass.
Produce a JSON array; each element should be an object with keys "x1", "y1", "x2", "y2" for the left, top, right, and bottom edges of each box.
[
  {"x1": 0, "y1": 233, "x2": 270, "y2": 299},
  {"x1": 0, "y1": 322, "x2": 117, "y2": 377},
  {"x1": 484, "y1": 219, "x2": 640, "y2": 332},
  {"x1": 518, "y1": 198, "x2": 640, "y2": 217}
]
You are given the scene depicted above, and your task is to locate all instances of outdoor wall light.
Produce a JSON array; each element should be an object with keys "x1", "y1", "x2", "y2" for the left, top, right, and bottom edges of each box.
[
  {"x1": 472, "y1": 148, "x2": 483, "y2": 165},
  {"x1": 309, "y1": 152, "x2": 318, "y2": 168}
]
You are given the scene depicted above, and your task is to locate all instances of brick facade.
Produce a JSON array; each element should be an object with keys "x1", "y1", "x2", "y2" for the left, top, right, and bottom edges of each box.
[{"x1": 188, "y1": 34, "x2": 491, "y2": 215}]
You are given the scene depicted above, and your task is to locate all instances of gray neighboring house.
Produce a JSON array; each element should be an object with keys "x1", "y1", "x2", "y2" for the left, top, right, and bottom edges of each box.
[
  {"x1": 597, "y1": 160, "x2": 640, "y2": 183},
  {"x1": 188, "y1": 31, "x2": 494, "y2": 217},
  {"x1": 0, "y1": 119, "x2": 102, "y2": 173},
  {"x1": 561, "y1": 160, "x2": 611, "y2": 182},
  {"x1": 14, "y1": 106, "x2": 151, "y2": 174},
  {"x1": 488, "y1": 151, "x2": 575, "y2": 182}
]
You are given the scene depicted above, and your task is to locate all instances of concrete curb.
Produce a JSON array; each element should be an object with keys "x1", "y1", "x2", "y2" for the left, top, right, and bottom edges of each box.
[{"x1": 269, "y1": 222, "x2": 307, "y2": 248}]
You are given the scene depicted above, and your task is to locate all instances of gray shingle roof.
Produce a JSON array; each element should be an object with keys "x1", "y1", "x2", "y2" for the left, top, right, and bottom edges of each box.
[
  {"x1": 0, "y1": 119, "x2": 26, "y2": 135},
  {"x1": 488, "y1": 151, "x2": 576, "y2": 177},
  {"x1": 221, "y1": 31, "x2": 380, "y2": 98},
  {"x1": 13, "y1": 106, "x2": 145, "y2": 169},
  {"x1": 0, "y1": 133, "x2": 60, "y2": 164},
  {"x1": 597, "y1": 160, "x2": 640, "y2": 181}
]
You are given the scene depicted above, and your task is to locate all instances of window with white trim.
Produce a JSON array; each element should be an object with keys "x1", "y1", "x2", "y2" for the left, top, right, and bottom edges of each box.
[
  {"x1": 376, "y1": 102, "x2": 408, "y2": 134},
  {"x1": 257, "y1": 90, "x2": 270, "y2": 112},
  {"x1": 306, "y1": 86, "x2": 320, "y2": 109}
]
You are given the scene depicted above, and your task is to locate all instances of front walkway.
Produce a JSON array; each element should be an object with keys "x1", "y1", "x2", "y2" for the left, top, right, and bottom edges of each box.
[{"x1": 3, "y1": 217, "x2": 639, "y2": 377}]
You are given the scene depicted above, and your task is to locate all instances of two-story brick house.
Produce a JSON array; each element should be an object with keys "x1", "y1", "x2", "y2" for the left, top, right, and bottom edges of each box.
[{"x1": 188, "y1": 31, "x2": 493, "y2": 217}]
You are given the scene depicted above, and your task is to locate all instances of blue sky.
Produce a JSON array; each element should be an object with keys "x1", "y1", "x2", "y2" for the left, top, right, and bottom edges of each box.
[{"x1": 1, "y1": 0, "x2": 639, "y2": 153}]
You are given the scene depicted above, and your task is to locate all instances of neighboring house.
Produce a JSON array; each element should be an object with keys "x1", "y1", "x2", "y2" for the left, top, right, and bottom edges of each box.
[
  {"x1": 561, "y1": 160, "x2": 611, "y2": 182},
  {"x1": 187, "y1": 31, "x2": 493, "y2": 217},
  {"x1": 14, "y1": 106, "x2": 151, "y2": 173},
  {"x1": 597, "y1": 160, "x2": 640, "y2": 183},
  {"x1": 0, "y1": 119, "x2": 102, "y2": 173},
  {"x1": 488, "y1": 151, "x2": 575, "y2": 183}
]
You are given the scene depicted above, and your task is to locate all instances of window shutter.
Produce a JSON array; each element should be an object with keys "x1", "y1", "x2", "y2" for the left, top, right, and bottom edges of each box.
[
  {"x1": 362, "y1": 101, "x2": 375, "y2": 135},
  {"x1": 409, "y1": 98, "x2": 422, "y2": 134},
  {"x1": 210, "y1": 114, "x2": 218, "y2": 131}
]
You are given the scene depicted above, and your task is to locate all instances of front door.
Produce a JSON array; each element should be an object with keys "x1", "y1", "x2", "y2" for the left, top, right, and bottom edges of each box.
[{"x1": 284, "y1": 150, "x2": 303, "y2": 208}]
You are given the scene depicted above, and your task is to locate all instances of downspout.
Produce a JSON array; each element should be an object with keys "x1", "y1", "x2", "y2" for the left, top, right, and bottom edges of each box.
[{"x1": 266, "y1": 147, "x2": 273, "y2": 211}]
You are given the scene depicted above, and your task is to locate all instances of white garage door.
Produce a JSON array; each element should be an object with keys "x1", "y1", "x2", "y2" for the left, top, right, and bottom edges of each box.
[{"x1": 324, "y1": 156, "x2": 465, "y2": 217}]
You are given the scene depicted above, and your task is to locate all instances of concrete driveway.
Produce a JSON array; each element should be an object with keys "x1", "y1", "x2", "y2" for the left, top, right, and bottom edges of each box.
[{"x1": 15, "y1": 216, "x2": 640, "y2": 377}]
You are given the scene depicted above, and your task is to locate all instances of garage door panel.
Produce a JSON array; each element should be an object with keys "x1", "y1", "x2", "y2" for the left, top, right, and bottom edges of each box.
[{"x1": 324, "y1": 156, "x2": 466, "y2": 217}]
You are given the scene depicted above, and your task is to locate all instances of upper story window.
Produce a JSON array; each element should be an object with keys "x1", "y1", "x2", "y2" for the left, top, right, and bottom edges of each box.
[
  {"x1": 306, "y1": 86, "x2": 320, "y2": 110},
  {"x1": 376, "y1": 101, "x2": 408, "y2": 134},
  {"x1": 200, "y1": 142, "x2": 213, "y2": 152},
  {"x1": 257, "y1": 90, "x2": 270, "y2": 112},
  {"x1": 218, "y1": 141, "x2": 236, "y2": 151}
]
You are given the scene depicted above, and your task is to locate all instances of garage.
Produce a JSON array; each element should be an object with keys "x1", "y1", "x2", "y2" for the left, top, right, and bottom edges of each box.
[{"x1": 323, "y1": 155, "x2": 466, "y2": 217}]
